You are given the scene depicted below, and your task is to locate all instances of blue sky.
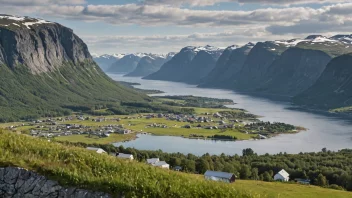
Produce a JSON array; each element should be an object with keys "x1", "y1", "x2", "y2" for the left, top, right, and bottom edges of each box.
[{"x1": 0, "y1": 0, "x2": 351, "y2": 54}]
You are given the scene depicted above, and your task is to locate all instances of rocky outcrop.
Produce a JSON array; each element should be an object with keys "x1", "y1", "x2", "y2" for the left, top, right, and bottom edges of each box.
[
  {"x1": 0, "y1": 167, "x2": 112, "y2": 198},
  {"x1": 0, "y1": 15, "x2": 92, "y2": 74}
]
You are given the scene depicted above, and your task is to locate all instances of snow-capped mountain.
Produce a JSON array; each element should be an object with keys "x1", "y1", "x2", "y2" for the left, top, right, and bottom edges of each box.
[
  {"x1": 93, "y1": 54, "x2": 125, "y2": 71},
  {"x1": 125, "y1": 53, "x2": 175, "y2": 77},
  {"x1": 144, "y1": 45, "x2": 224, "y2": 83}
]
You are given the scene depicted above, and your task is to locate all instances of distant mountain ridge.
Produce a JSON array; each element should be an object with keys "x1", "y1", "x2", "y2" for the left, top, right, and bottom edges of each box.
[
  {"x1": 125, "y1": 53, "x2": 175, "y2": 77},
  {"x1": 93, "y1": 54, "x2": 125, "y2": 71},
  {"x1": 143, "y1": 45, "x2": 224, "y2": 83}
]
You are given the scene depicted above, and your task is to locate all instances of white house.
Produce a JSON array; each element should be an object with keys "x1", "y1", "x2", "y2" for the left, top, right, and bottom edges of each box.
[
  {"x1": 86, "y1": 147, "x2": 106, "y2": 154},
  {"x1": 116, "y1": 153, "x2": 134, "y2": 160},
  {"x1": 274, "y1": 169, "x2": 290, "y2": 182},
  {"x1": 147, "y1": 158, "x2": 169, "y2": 169}
]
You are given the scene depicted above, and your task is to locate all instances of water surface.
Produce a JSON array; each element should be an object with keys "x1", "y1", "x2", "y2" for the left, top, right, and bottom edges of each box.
[{"x1": 109, "y1": 73, "x2": 352, "y2": 156}]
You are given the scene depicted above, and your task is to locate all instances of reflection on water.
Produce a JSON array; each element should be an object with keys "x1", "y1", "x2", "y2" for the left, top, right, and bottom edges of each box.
[{"x1": 109, "y1": 73, "x2": 352, "y2": 156}]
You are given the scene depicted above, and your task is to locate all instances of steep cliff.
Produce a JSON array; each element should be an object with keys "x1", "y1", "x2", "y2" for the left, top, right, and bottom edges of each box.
[
  {"x1": 125, "y1": 53, "x2": 175, "y2": 77},
  {"x1": 293, "y1": 53, "x2": 352, "y2": 109},
  {"x1": 0, "y1": 15, "x2": 148, "y2": 121}
]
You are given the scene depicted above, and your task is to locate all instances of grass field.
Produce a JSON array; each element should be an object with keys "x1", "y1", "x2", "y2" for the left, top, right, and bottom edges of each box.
[
  {"x1": 54, "y1": 133, "x2": 136, "y2": 144},
  {"x1": 234, "y1": 180, "x2": 352, "y2": 198}
]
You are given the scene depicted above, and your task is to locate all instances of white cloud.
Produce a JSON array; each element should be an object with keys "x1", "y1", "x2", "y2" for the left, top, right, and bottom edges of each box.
[{"x1": 141, "y1": 0, "x2": 350, "y2": 7}]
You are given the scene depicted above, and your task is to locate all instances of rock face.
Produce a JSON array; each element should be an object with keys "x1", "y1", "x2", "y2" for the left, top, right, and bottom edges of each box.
[
  {"x1": 144, "y1": 45, "x2": 223, "y2": 83},
  {"x1": 0, "y1": 167, "x2": 112, "y2": 198},
  {"x1": 257, "y1": 48, "x2": 332, "y2": 96},
  {"x1": 293, "y1": 53, "x2": 352, "y2": 109},
  {"x1": 107, "y1": 53, "x2": 146, "y2": 73},
  {"x1": 125, "y1": 53, "x2": 175, "y2": 77},
  {"x1": 199, "y1": 43, "x2": 254, "y2": 88},
  {"x1": 0, "y1": 15, "x2": 91, "y2": 74}
]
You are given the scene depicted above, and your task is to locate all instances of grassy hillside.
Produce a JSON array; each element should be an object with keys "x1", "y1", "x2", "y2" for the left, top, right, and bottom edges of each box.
[
  {"x1": 1, "y1": 131, "x2": 351, "y2": 198},
  {"x1": 0, "y1": 61, "x2": 149, "y2": 122},
  {"x1": 0, "y1": 131, "x2": 255, "y2": 198}
]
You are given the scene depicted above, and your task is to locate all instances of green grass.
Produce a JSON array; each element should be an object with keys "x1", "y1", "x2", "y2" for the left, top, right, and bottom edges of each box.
[
  {"x1": 234, "y1": 180, "x2": 352, "y2": 198},
  {"x1": 54, "y1": 134, "x2": 136, "y2": 144},
  {"x1": 0, "y1": 131, "x2": 257, "y2": 198},
  {"x1": 62, "y1": 116, "x2": 255, "y2": 141}
]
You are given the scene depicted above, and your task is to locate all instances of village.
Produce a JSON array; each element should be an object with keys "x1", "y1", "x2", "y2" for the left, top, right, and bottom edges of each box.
[{"x1": 3, "y1": 109, "x2": 301, "y2": 143}]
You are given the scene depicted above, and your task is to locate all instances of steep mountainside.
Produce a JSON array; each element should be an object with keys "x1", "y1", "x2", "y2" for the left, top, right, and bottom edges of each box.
[
  {"x1": 143, "y1": 46, "x2": 198, "y2": 81},
  {"x1": 0, "y1": 14, "x2": 148, "y2": 121},
  {"x1": 107, "y1": 53, "x2": 146, "y2": 73},
  {"x1": 93, "y1": 54, "x2": 124, "y2": 71},
  {"x1": 144, "y1": 45, "x2": 222, "y2": 82},
  {"x1": 231, "y1": 41, "x2": 289, "y2": 91},
  {"x1": 199, "y1": 43, "x2": 254, "y2": 88},
  {"x1": 180, "y1": 47, "x2": 223, "y2": 84},
  {"x1": 293, "y1": 53, "x2": 352, "y2": 109},
  {"x1": 257, "y1": 48, "x2": 332, "y2": 96},
  {"x1": 125, "y1": 53, "x2": 175, "y2": 77}
]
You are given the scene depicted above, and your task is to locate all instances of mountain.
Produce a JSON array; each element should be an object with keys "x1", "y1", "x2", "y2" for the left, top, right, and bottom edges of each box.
[
  {"x1": 199, "y1": 43, "x2": 254, "y2": 88},
  {"x1": 107, "y1": 53, "x2": 146, "y2": 73},
  {"x1": 257, "y1": 47, "x2": 332, "y2": 96},
  {"x1": 0, "y1": 14, "x2": 147, "y2": 121},
  {"x1": 293, "y1": 53, "x2": 352, "y2": 109},
  {"x1": 125, "y1": 53, "x2": 175, "y2": 77},
  {"x1": 93, "y1": 54, "x2": 124, "y2": 71},
  {"x1": 230, "y1": 41, "x2": 290, "y2": 91},
  {"x1": 144, "y1": 45, "x2": 223, "y2": 83},
  {"x1": 255, "y1": 36, "x2": 352, "y2": 96}
]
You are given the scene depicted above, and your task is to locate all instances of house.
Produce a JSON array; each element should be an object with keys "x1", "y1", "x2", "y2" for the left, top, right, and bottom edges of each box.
[
  {"x1": 274, "y1": 169, "x2": 290, "y2": 182},
  {"x1": 204, "y1": 171, "x2": 236, "y2": 183},
  {"x1": 86, "y1": 147, "x2": 106, "y2": 154},
  {"x1": 295, "y1": 178, "x2": 311, "y2": 185},
  {"x1": 173, "y1": 166, "x2": 182, "y2": 171},
  {"x1": 116, "y1": 153, "x2": 134, "y2": 160},
  {"x1": 147, "y1": 158, "x2": 170, "y2": 169}
]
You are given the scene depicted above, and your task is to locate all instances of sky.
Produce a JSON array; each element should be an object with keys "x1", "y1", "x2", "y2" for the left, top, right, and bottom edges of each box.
[{"x1": 0, "y1": 0, "x2": 351, "y2": 55}]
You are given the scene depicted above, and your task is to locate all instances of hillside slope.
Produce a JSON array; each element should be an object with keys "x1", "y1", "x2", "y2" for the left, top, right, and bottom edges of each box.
[
  {"x1": 293, "y1": 53, "x2": 352, "y2": 109},
  {"x1": 0, "y1": 15, "x2": 148, "y2": 121}
]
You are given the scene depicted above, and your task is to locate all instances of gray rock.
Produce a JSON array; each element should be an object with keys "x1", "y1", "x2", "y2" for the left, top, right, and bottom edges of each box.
[
  {"x1": 4, "y1": 167, "x2": 20, "y2": 184},
  {"x1": 0, "y1": 167, "x2": 113, "y2": 198}
]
